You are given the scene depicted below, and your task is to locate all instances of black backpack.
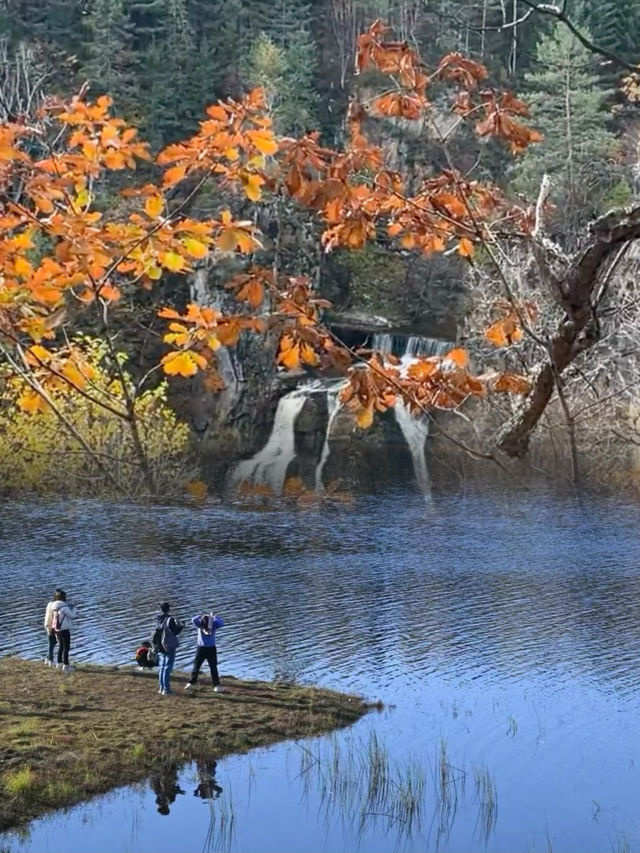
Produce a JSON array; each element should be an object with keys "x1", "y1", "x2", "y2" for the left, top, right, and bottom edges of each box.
[{"x1": 151, "y1": 616, "x2": 179, "y2": 654}]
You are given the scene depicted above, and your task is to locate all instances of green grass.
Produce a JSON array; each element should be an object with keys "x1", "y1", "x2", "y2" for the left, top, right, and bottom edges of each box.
[
  {"x1": 0, "y1": 657, "x2": 375, "y2": 832},
  {"x1": 4, "y1": 767, "x2": 36, "y2": 798}
]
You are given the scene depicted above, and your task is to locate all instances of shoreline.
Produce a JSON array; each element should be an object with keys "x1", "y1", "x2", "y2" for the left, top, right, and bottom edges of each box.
[{"x1": 0, "y1": 657, "x2": 377, "y2": 832}]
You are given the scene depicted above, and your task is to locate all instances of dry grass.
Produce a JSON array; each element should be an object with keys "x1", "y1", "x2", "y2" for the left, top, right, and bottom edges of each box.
[{"x1": 0, "y1": 657, "x2": 375, "y2": 831}]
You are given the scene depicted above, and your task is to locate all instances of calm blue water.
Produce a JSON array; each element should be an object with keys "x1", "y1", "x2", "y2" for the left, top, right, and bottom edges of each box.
[{"x1": 2, "y1": 489, "x2": 640, "y2": 852}]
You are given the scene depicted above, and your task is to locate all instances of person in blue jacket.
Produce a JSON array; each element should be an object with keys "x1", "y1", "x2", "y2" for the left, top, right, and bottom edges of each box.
[{"x1": 184, "y1": 611, "x2": 225, "y2": 693}]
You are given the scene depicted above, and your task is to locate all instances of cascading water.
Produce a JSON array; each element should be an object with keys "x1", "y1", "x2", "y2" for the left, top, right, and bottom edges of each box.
[
  {"x1": 364, "y1": 335, "x2": 447, "y2": 497},
  {"x1": 371, "y1": 332, "x2": 394, "y2": 353},
  {"x1": 394, "y1": 336, "x2": 451, "y2": 497},
  {"x1": 314, "y1": 380, "x2": 347, "y2": 491},
  {"x1": 393, "y1": 402, "x2": 432, "y2": 497},
  {"x1": 403, "y1": 335, "x2": 451, "y2": 359},
  {"x1": 228, "y1": 386, "x2": 310, "y2": 494},
  {"x1": 228, "y1": 333, "x2": 452, "y2": 496}
]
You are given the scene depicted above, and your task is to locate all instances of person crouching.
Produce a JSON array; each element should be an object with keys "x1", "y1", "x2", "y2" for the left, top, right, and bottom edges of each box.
[
  {"x1": 134, "y1": 640, "x2": 157, "y2": 670},
  {"x1": 184, "y1": 612, "x2": 225, "y2": 693}
]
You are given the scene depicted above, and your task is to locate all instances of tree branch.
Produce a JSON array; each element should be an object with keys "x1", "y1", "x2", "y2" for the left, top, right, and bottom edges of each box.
[
  {"x1": 497, "y1": 205, "x2": 640, "y2": 457},
  {"x1": 518, "y1": 0, "x2": 640, "y2": 71}
]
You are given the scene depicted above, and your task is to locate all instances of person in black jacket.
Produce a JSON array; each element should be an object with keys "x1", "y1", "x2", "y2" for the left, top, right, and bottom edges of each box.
[{"x1": 153, "y1": 602, "x2": 184, "y2": 696}]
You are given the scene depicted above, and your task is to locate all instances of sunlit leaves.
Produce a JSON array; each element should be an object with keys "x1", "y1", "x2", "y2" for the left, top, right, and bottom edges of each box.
[
  {"x1": 457, "y1": 237, "x2": 474, "y2": 257},
  {"x1": 214, "y1": 210, "x2": 261, "y2": 253},
  {"x1": 145, "y1": 195, "x2": 164, "y2": 219},
  {"x1": 160, "y1": 350, "x2": 207, "y2": 376},
  {"x1": 160, "y1": 251, "x2": 186, "y2": 272},
  {"x1": 485, "y1": 303, "x2": 537, "y2": 348},
  {"x1": 0, "y1": 31, "x2": 542, "y2": 451}
]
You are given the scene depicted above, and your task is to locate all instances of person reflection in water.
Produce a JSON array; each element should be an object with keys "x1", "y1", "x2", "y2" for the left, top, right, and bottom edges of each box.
[
  {"x1": 149, "y1": 765, "x2": 185, "y2": 815},
  {"x1": 194, "y1": 760, "x2": 223, "y2": 801}
]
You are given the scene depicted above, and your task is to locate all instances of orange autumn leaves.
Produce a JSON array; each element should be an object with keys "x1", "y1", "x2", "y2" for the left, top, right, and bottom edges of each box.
[
  {"x1": 0, "y1": 22, "x2": 539, "y2": 430},
  {"x1": 340, "y1": 347, "x2": 531, "y2": 431},
  {"x1": 275, "y1": 20, "x2": 541, "y2": 263},
  {"x1": 0, "y1": 88, "x2": 276, "y2": 396}
]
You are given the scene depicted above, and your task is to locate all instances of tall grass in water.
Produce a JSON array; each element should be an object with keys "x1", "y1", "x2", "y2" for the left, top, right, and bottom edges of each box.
[
  {"x1": 429, "y1": 738, "x2": 466, "y2": 845},
  {"x1": 297, "y1": 731, "x2": 426, "y2": 843},
  {"x1": 473, "y1": 763, "x2": 498, "y2": 844},
  {"x1": 296, "y1": 732, "x2": 498, "y2": 848}
]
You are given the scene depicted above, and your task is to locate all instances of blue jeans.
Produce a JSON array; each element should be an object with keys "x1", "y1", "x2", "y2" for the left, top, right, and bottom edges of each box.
[{"x1": 158, "y1": 651, "x2": 176, "y2": 693}]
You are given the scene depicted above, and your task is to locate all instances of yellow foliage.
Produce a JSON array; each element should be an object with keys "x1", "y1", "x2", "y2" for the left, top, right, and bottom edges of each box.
[{"x1": 0, "y1": 338, "x2": 194, "y2": 497}]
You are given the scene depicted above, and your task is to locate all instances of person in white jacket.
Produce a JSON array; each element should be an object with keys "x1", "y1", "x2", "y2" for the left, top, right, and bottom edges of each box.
[{"x1": 44, "y1": 588, "x2": 77, "y2": 672}]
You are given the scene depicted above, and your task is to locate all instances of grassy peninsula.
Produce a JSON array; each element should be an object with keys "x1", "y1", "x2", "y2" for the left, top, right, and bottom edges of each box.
[{"x1": 0, "y1": 658, "x2": 375, "y2": 831}]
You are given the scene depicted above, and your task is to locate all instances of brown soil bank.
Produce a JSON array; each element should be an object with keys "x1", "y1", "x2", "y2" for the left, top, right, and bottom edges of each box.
[{"x1": 0, "y1": 658, "x2": 376, "y2": 831}]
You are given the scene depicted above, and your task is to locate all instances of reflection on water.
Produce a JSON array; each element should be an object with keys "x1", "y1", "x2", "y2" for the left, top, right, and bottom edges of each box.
[
  {"x1": 149, "y1": 766, "x2": 184, "y2": 816},
  {"x1": 2, "y1": 489, "x2": 640, "y2": 851}
]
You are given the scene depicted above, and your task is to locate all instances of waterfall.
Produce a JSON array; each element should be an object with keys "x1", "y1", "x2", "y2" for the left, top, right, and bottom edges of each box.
[
  {"x1": 372, "y1": 332, "x2": 394, "y2": 353},
  {"x1": 314, "y1": 380, "x2": 347, "y2": 491},
  {"x1": 394, "y1": 336, "x2": 450, "y2": 497},
  {"x1": 367, "y1": 332, "x2": 451, "y2": 495},
  {"x1": 394, "y1": 401, "x2": 432, "y2": 497},
  {"x1": 371, "y1": 332, "x2": 451, "y2": 359},
  {"x1": 229, "y1": 386, "x2": 309, "y2": 494},
  {"x1": 403, "y1": 336, "x2": 451, "y2": 359}
]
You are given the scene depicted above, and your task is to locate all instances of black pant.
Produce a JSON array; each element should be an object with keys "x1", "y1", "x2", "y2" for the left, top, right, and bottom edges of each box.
[
  {"x1": 55, "y1": 630, "x2": 71, "y2": 665},
  {"x1": 188, "y1": 646, "x2": 220, "y2": 686}
]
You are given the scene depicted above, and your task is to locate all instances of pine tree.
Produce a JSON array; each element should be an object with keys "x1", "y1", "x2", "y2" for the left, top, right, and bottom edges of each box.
[
  {"x1": 187, "y1": 0, "x2": 242, "y2": 100},
  {"x1": 511, "y1": 21, "x2": 628, "y2": 243},
  {"x1": 139, "y1": 0, "x2": 194, "y2": 144},
  {"x1": 83, "y1": 0, "x2": 135, "y2": 109},
  {"x1": 240, "y1": 0, "x2": 318, "y2": 134},
  {"x1": 585, "y1": 0, "x2": 640, "y2": 66}
]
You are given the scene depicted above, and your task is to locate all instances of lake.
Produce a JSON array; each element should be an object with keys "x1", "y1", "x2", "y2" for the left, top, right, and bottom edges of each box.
[{"x1": 1, "y1": 488, "x2": 640, "y2": 852}]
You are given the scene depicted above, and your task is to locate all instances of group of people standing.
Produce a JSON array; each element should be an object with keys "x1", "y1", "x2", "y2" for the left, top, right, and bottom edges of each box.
[{"x1": 44, "y1": 590, "x2": 225, "y2": 695}]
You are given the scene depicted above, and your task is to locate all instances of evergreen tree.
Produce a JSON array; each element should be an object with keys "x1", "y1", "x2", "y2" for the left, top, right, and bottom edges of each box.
[
  {"x1": 584, "y1": 0, "x2": 640, "y2": 66},
  {"x1": 137, "y1": 0, "x2": 194, "y2": 144},
  {"x1": 187, "y1": 0, "x2": 242, "y2": 100},
  {"x1": 511, "y1": 21, "x2": 628, "y2": 243},
  {"x1": 83, "y1": 0, "x2": 136, "y2": 109},
  {"x1": 240, "y1": 0, "x2": 318, "y2": 134}
]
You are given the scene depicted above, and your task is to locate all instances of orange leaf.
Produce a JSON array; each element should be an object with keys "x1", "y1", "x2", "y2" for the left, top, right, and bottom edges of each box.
[
  {"x1": 145, "y1": 195, "x2": 164, "y2": 219},
  {"x1": 161, "y1": 349, "x2": 207, "y2": 376},
  {"x1": 493, "y1": 373, "x2": 531, "y2": 394},
  {"x1": 99, "y1": 283, "x2": 121, "y2": 302},
  {"x1": 236, "y1": 278, "x2": 264, "y2": 308},
  {"x1": 444, "y1": 347, "x2": 469, "y2": 368},
  {"x1": 247, "y1": 129, "x2": 278, "y2": 155},
  {"x1": 300, "y1": 343, "x2": 319, "y2": 367},
  {"x1": 458, "y1": 237, "x2": 474, "y2": 258},
  {"x1": 215, "y1": 227, "x2": 260, "y2": 254},
  {"x1": 61, "y1": 362, "x2": 87, "y2": 389},
  {"x1": 14, "y1": 256, "x2": 33, "y2": 278},
  {"x1": 18, "y1": 390, "x2": 47, "y2": 413},
  {"x1": 485, "y1": 316, "x2": 522, "y2": 348},
  {"x1": 243, "y1": 173, "x2": 265, "y2": 202},
  {"x1": 407, "y1": 360, "x2": 438, "y2": 380},
  {"x1": 163, "y1": 164, "x2": 187, "y2": 186},
  {"x1": 357, "y1": 404, "x2": 374, "y2": 430}
]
